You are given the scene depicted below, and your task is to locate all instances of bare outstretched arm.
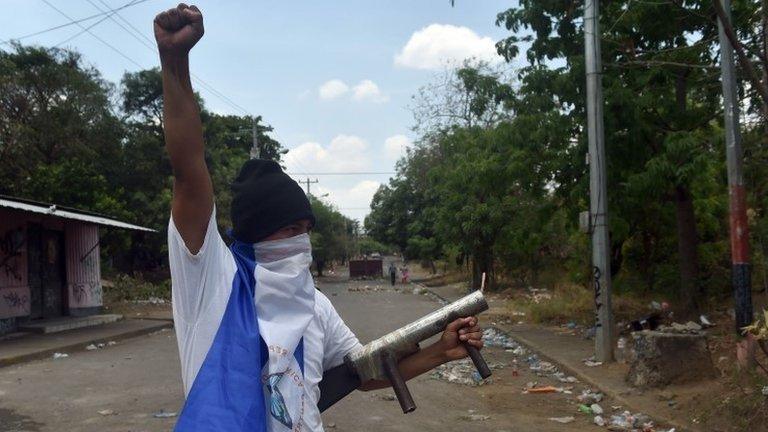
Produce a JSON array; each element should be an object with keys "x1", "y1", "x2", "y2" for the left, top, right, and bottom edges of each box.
[{"x1": 155, "y1": 3, "x2": 212, "y2": 253}]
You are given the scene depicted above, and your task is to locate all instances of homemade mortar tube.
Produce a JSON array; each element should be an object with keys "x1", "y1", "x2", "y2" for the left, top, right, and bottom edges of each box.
[{"x1": 344, "y1": 290, "x2": 491, "y2": 413}]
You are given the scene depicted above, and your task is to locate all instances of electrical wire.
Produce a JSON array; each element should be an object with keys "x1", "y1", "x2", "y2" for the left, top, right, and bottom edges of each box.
[
  {"x1": 287, "y1": 172, "x2": 396, "y2": 176},
  {"x1": 55, "y1": 0, "x2": 139, "y2": 47},
  {"x1": 84, "y1": 0, "x2": 250, "y2": 114},
  {"x1": 42, "y1": 0, "x2": 143, "y2": 68},
  {"x1": 42, "y1": 0, "x2": 250, "y2": 116},
  {"x1": 0, "y1": 0, "x2": 151, "y2": 45}
]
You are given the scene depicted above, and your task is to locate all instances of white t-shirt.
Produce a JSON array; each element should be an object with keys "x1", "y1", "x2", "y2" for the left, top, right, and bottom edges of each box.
[{"x1": 168, "y1": 208, "x2": 362, "y2": 431}]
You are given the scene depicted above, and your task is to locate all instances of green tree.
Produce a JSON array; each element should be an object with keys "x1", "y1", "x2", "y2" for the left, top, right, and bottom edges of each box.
[
  {"x1": 309, "y1": 196, "x2": 354, "y2": 276},
  {"x1": 493, "y1": 0, "x2": 746, "y2": 312}
]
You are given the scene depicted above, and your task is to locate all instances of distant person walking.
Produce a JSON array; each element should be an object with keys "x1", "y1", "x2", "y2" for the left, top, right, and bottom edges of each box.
[
  {"x1": 401, "y1": 265, "x2": 409, "y2": 284},
  {"x1": 388, "y1": 262, "x2": 397, "y2": 286}
]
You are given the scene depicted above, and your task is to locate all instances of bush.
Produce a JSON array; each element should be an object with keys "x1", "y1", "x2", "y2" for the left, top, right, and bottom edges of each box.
[
  {"x1": 526, "y1": 284, "x2": 595, "y2": 325},
  {"x1": 522, "y1": 283, "x2": 649, "y2": 326},
  {"x1": 104, "y1": 274, "x2": 171, "y2": 302}
]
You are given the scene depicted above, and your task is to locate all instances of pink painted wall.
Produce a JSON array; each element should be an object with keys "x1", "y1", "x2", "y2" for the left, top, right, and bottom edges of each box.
[
  {"x1": 0, "y1": 208, "x2": 30, "y2": 317},
  {"x1": 65, "y1": 223, "x2": 102, "y2": 308},
  {"x1": 0, "y1": 208, "x2": 103, "y2": 318}
]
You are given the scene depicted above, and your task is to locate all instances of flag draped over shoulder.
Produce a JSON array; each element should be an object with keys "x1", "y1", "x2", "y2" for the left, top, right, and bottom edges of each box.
[{"x1": 175, "y1": 235, "x2": 315, "y2": 432}]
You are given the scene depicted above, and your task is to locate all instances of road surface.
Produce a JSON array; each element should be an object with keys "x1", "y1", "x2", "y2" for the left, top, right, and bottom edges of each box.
[{"x1": 0, "y1": 277, "x2": 602, "y2": 431}]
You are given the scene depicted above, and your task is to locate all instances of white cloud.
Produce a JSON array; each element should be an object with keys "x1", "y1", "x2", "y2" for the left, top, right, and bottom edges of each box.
[
  {"x1": 384, "y1": 134, "x2": 411, "y2": 160},
  {"x1": 318, "y1": 79, "x2": 349, "y2": 100},
  {"x1": 394, "y1": 24, "x2": 502, "y2": 70},
  {"x1": 314, "y1": 180, "x2": 381, "y2": 220},
  {"x1": 352, "y1": 80, "x2": 389, "y2": 103},
  {"x1": 285, "y1": 134, "x2": 370, "y2": 173}
]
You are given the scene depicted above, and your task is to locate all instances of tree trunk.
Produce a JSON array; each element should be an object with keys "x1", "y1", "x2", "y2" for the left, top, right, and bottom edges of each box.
[
  {"x1": 471, "y1": 247, "x2": 493, "y2": 290},
  {"x1": 674, "y1": 185, "x2": 701, "y2": 314}
]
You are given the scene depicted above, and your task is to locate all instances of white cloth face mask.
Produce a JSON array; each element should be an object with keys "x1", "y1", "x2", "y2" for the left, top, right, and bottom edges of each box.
[{"x1": 252, "y1": 232, "x2": 316, "y2": 430}]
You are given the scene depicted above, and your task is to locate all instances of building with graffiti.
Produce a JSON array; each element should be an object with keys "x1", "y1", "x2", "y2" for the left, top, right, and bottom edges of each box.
[{"x1": 0, "y1": 195, "x2": 154, "y2": 335}]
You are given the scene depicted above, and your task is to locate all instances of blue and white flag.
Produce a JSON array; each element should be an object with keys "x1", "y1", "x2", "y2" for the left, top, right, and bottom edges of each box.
[{"x1": 175, "y1": 234, "x2": 316, "y2": 431}]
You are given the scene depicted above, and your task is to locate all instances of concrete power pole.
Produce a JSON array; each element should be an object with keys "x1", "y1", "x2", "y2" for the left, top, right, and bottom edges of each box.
[
  {"x1": 717, "y1": 0, "x2": 753, "y2": 333},
  {"x1": 302, "y1": 178, "x2": 319, "y2": 195},
  {"x1": 249, "y1": 117, "x2": 260, "y2": 160},
  {"x1": 584, "y1": 0, "x2": 613, "y2": 362}
]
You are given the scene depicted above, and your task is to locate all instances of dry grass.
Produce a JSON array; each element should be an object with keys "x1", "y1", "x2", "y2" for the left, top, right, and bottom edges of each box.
[{"x1": 509, "y1": 283, "x2": 648, "y2": 326}]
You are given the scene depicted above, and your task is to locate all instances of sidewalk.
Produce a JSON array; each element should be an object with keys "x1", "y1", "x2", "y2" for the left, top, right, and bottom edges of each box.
[
  {"x1": 0, "y1": 318, "x2": 173, "y2": 368},
  {"x1": 424, "y1": 282, "x2": 709, "y2": 432}
]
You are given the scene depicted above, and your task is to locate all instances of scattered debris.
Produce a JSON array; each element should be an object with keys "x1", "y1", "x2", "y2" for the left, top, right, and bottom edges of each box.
[
  {"x1": 378, "y1": 393, "x2": 396, "y2": 401},
  {"x1": 548, "y1": 416, "x2": 575, "y2": 424},
  {"x1": 590, "y1": 403, "x2": 604, "y2": 415},
  {"x1": 525, "y1": 385, "x2": 559, "y2": 394},
  {"x1": 576, "y1": 389, "x2": 604, "y2": 404},
  {"x1": 605, "y1": 411, "x2": 656, "y2": 431},
  {"x1": 52, "y1": 352, "x2": 68, "y2": 359},
  {"x1": 134, "y1": 297, "x2": 167, "y2": 305},
  {"x1": 594, "y1": 415, "x2": 606, "y2": 426},
  {"x1": 326, "y1": 422, "x2": 336, "y2": 429},
  {"x1": 553, "y1": 372, "x2": 578, "y2": 383},
  {"x1": 582, "y1": 356, "x2": 603, "y2": 367},
  {"x1": 107, "y1": 341, "x2": 117, "y2": 346},
  {"x1": 98, "y1": 409, "x2": 116, "y2": 416},
  {"x1": 153, "y1": 410, "x2": 177, "y2": 419},
  {"x1": 85, "y1": 344, "x2": 98, "y2": 351},
  {"x1": 762, "y1": 385, "x2": 768, "y2": 397},
  {"x1": 459, "y1": 414, "x2": 490, "y2": 421},
  {"x1": 699, "y1": 315, "x2": 713, "y2": 328},
  {"x1": 578, "y1": 404, "x2": 592, "y2": 414},
  {"x1": 430, "y1": 358, "x2": 504, "y2": 385},
  {"x1": 657, "y1": 321, "x2": 703, "y2": 334},
  {"x1": 482, "y1": 327, "x2": 523, "y2": 350},
  {"x1": 630, "y1": 314, "x2": 661, "y2": 331}
]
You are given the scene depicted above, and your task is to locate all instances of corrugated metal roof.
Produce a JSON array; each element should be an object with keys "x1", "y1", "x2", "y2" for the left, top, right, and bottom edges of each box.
[{"x1": 0, "y1": 195, "x2": 156, "y2": 232}]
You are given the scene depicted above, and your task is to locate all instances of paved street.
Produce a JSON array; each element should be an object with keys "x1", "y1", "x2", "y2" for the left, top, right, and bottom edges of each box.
[{"x1": 0, "y1": 278, "x2": 603, "y2": 432}]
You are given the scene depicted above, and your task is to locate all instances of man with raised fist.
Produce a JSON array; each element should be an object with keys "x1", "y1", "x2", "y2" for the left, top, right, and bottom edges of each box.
[{"x1": 155, "y1": 4, "x2": 484, "y2": 431}]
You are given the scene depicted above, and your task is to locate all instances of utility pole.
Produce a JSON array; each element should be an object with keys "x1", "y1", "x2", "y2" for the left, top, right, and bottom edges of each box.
[
  {"x1": 302, "y1": 178, "x2": 319, "y2": 195},
  {"x1": 249, "y1": 116, "x2": 260, "y2": 160},
  {"x1": 717, "y1": 0, "x2": 753, "y2": 333},
  {"x1": 584, "y1": 0, "x2": 613, "y2": 362}
]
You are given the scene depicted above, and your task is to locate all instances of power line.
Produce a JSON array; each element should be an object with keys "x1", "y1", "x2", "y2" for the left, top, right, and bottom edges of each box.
[
  {"x1": 84, "y1": 0, "x2": 250, "y2": 114},
  {"x1": 42, "y1": 0, "x2": 143, "y2": 68},
  {"x1": 56, "y1": 0, "x2": 139, "y2": 47},
  {"x1": 0, "y1": 0, "x2": 152, "y2": 45},
  {"x1": 287, "y1": 172, "x2": 395, "y2": 176},
  {"x1": 45, "y1": 0, "x2": 250, "y2": 116},
  {"x1": 95, "y1": 0, "x2": 250, "y2": 115}
]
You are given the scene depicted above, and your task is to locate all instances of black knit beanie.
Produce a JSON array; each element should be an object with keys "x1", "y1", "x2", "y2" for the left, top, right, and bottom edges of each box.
[{"x1": 230, "y1": 159, "x2": 315, "y2": 243}]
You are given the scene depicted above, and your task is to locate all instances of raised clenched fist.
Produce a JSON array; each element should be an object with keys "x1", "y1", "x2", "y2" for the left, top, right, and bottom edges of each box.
[{"x1": 154, "y1": 3, "x2": 204, "y2": 57}]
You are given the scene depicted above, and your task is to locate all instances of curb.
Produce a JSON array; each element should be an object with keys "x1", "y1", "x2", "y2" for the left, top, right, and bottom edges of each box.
[
  {"x1": 0, "y1": 320, "x2": 174, "y2": 369},
  {"x1": 417, "y1": 283, "x2": 696, "y2": 432}
]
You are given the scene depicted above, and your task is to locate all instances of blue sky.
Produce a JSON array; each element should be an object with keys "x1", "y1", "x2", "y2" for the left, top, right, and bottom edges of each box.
[{"x1": 1, "y1": 0, "x2": 517, "y2": 222}]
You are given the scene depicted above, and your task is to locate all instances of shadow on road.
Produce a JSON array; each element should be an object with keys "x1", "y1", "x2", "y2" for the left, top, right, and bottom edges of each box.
[{"x1": 0, "y1": 407, "x2": 45, "y2": 432}]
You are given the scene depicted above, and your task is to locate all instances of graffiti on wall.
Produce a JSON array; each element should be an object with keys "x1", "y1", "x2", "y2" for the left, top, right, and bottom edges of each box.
[
  {"x1": 2, "y1": 291, "x2": 29, "y2": 313},
  {"x1": 0, "y1": 228, "x2": 24, "y2": 282},
  {"x1": 72, "y1": 282, "x2": 102, "y2": 307}
]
